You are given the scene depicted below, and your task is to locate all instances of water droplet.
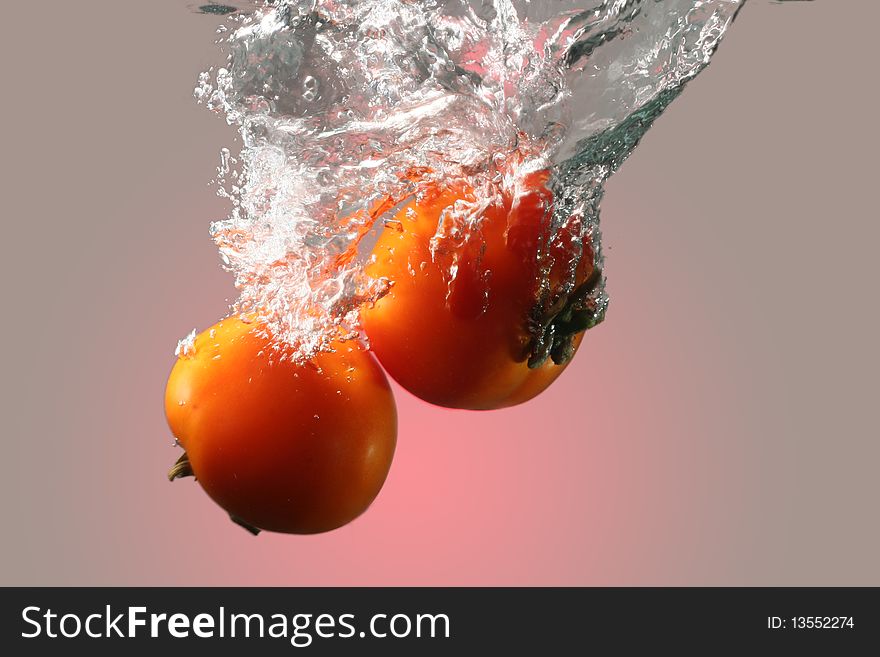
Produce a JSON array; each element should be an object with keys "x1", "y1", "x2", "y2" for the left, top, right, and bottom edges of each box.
[{"x1": 218, "y1": 147, "x2": 232, "y2": 176}]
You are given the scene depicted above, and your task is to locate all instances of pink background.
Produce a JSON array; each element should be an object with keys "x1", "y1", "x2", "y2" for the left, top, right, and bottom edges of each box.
[{"x1": 2, "y1": 1, "x2": 878, "y2": 585}]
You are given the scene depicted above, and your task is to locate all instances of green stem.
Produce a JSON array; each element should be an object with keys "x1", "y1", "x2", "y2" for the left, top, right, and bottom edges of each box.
[{"x1": 527, "y1": 265, "x2": 605, "y2": 368}]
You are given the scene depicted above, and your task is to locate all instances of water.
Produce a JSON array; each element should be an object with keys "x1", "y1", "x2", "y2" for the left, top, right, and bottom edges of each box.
[{"x1": 194, "y1": 0, "x2": 744, "y2": 360}]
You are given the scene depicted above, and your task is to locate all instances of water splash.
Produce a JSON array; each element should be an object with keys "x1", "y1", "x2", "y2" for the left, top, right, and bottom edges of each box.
[
  {"x1": 175, "y1": 329, "x2": 198, "y2": 359},
  {"x1": 195, "y1": 0, "x2": 744, "y2": 359}
]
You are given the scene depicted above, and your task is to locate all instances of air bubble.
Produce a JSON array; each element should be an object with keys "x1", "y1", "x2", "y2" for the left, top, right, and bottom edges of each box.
[{"x1": 302, "y1": 75, "x2": 319, "y2": 102}]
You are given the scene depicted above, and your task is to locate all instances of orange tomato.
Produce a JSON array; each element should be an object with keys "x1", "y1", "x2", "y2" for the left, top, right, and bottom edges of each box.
[
  {"x1": 361, "y1": 171, "x2": 597, "y2": 410},
  {"x1": 165, "y1": 317, "x2": 397, "y2": 534}
]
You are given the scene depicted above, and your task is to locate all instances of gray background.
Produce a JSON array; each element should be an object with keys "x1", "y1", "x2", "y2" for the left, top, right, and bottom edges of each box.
[{"x1": 1, "y1": 1, "x2": 877, "y2": 585}]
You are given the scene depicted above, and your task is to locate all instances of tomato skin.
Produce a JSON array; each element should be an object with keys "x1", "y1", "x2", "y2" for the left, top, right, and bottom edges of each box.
[
  {"x1": 164, "y1": 317, "x2": 397, "y2": 534},
  {"x1": 361, "y1": 173, "x2": 592, "y2": 410}
]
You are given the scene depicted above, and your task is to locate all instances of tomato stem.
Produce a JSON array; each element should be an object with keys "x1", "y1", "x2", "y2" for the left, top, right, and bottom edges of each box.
[
  {"x1": 167, "y1": 452, "x2": 194, "y2": 481},
  {"x1": 229, "y1": 514, "x2": 262, "y2": 536},
  {"x1": 527, "y1": 265, "x2": 605, "y2": 368}
]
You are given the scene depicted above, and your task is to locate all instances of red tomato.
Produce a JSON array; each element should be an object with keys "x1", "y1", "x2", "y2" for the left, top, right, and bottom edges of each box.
[
  {"x1": 361, "y1": 171, "x2": 598, "y2": 410},
  {"x1": 164, "y1": 317, "x2": 397, "y2": 534}
]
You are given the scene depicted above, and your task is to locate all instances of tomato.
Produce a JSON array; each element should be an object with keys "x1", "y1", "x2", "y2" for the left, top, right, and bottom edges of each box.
[
  {"x1": 361, "y1": 170, "x2": 599, "y2": 410},
  {"x1": 164, "y1": 317, "x2": 397, "y2": 534}
]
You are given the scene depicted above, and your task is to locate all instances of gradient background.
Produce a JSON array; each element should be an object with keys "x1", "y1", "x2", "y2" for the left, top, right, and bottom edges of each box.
[{"x1": 2, "y1": 1, "x2": 878, "y2": 586}]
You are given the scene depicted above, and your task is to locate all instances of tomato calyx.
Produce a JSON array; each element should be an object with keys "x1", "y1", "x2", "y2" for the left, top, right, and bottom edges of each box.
[
  {"x1": 168, "y1": 452, "x2": 194, "y2": 481},
  {"x1": 526, "y1": 265, "x2": 605, "y2": 369}
]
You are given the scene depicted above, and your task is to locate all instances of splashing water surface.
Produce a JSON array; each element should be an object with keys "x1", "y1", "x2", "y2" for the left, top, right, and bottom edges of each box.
[{"x1": 194, "y1": 0, "x2": 744, "y2": 359}]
